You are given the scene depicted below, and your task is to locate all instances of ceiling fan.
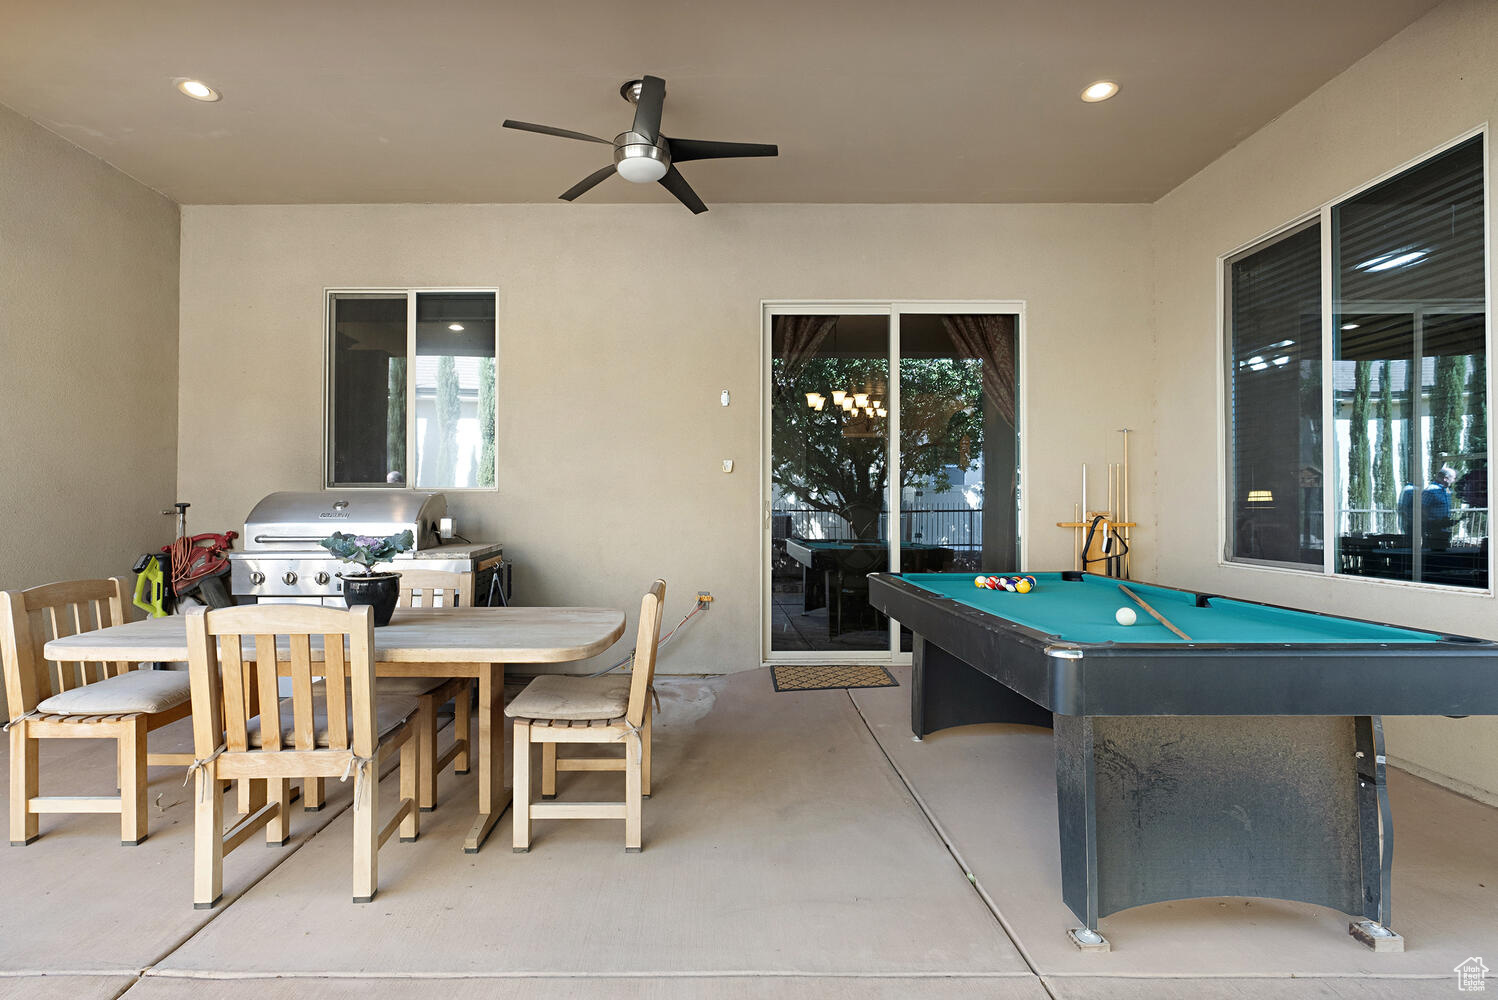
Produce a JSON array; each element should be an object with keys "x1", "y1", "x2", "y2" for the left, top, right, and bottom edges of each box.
[{"x1": 502, "y1": 76, "x2": 778, "y2": 215}]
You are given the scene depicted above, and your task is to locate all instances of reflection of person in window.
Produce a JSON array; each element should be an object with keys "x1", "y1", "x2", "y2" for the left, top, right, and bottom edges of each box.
[{"x1": 1399, "y1": 466, "x2": 1459, "y2": 549}]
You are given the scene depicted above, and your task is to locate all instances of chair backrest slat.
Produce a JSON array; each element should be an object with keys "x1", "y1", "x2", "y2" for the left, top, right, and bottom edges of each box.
[
  {"x1": 219, "y1": 634, "x2": 249, "y2": 752},
  {"x1": 288, "y1": 634, "x2": 317, "y2": 750},
  {"x1": 626, "y1": 580, "x2": 667, "y2": 727},
  {"x1": 29, "y1": 610, "x2": 58, "y2": 697},
  {"x1": 323, "y1": 634, "x2": 349, "y2": 750},
  {"x1": 47, "y1": 604, "x2": 78, "y2": 692},
  {"x1": 253, "y1": 634, "x2": 282, "y2": 750}
]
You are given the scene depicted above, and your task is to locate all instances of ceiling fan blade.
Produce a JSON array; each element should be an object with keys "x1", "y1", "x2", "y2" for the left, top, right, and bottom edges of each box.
[
  {"x1": 631, "y1": 76, "x2": 666, "y2": 144},
  {"x1": 658, "y1": 165, "x2": 707, "y2": 214},
  {"x1": 667, "y1": 138, "x2": 779, "y2": 162},
  {"x1": 502, "y1": 120, "x2": 611, "y2": 145},
  {"x1": 559, "y1": 164, "x2": 619, "y2": 202}
]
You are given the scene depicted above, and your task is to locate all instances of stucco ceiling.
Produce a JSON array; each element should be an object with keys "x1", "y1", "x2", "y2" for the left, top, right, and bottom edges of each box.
[{"x1": 0, "y1": 0, "x2": 1443, "y2": 205}]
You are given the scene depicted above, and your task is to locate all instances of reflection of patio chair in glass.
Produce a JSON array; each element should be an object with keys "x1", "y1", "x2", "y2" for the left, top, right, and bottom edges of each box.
[
  {"x1": 828, "y1": 540, "x2": 887, "y2": 638},
  {"x1": 828, "y1": 538, "x2": 955, "y2": 640},
  {"x1": 823, "y1": 503, "x2": 883, "y2": 638}
]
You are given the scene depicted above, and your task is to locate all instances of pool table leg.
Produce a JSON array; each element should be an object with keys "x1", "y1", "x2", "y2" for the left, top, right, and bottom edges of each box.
[
  {"x1": 911, "y1": 637, "x2": 1053, "y2": 738},
  {"x1": 1353, "y1": 715, "x2": 1398, "y2": 947},
  {"x1": 1053, "y1": 713, "x2": 1396, "y2": 944}
]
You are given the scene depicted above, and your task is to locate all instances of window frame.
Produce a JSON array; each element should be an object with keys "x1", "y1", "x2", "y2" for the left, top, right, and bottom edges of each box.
[
  {"x1": 1218, "y1": 127, "x2": 1492, "y2": 593},
  {"x1": 323, "y1": 286, "x2": 500, "y2": 492},
  {"x1": 1220, "y1": 214, "x2": 1324, "y2": 573}
]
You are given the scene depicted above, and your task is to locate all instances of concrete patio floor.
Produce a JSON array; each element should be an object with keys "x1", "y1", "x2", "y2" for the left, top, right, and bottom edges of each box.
[{"x1": 1, "y1": 666, "x2": 1492, "y2": 998}]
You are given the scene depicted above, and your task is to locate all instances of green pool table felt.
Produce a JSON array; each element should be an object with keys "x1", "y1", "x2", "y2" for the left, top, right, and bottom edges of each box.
[{"x1": 901, "y1": 572, "x2": 1446, "y2": 645}]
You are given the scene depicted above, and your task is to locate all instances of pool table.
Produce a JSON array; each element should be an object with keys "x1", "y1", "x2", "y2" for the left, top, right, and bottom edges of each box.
[
  {"x1": 867, "y1": 570, "x2": 1498, "y2": 950},
  {"x1": 783, "y1": 538, "x2": 953, "y2": 636}
]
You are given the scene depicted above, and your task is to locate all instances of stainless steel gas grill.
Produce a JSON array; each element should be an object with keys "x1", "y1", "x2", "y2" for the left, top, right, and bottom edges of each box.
[{"x1": 228, "y1": 491, "x2": 504, "y2": 605}]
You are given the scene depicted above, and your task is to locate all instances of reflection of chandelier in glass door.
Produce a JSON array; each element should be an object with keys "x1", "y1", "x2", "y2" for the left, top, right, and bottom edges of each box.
[
  {"x1": 805, "y1": 387, "x2": 888, "y2": 419},
  {"x1": 805, "y1": 382, "x2": 887, "y2": 440}
]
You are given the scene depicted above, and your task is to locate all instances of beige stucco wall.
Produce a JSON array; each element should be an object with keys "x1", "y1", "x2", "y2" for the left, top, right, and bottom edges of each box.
[
  {"x1": 1151, "y1": 0, "x2": 1498, "y2": 800},
  {"x1": 177, "y1": 202, "x2": 1154, "y2": 673},
  {"x1": 0, "y1": 103, "x2": 180, "y2": 592}
]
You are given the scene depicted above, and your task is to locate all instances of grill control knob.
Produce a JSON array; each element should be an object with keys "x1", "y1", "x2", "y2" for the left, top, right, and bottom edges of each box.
[
  {"x1": 283, "y1": 571, "x2": 299, "y2": 586},
  {"x1": 249, "y1": 571, "x2": 265, "y2": 586},
  {"x1": 314, "y1": 571, "x2": 331, "y2": 585}
]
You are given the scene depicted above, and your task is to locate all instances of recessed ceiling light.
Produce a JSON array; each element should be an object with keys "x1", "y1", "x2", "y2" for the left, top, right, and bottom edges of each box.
[
  {"x1": 1341, "y1": 323, "x2": 1360, "y2": 330},
  {"x1": 448, "y1": 323, "x2": 465, "y2": 331},
  {"x1": 175, "y1": 78, "x2": 221, "y2": 102},
  {"x1": 1080, "y1": 80, "x2": 1118, "y2": 103}
]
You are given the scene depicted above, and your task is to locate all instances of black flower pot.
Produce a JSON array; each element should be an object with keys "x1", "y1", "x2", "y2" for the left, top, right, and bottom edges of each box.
[{"x1": 341, "y1": 572, "x2": 400, "y2": 626}]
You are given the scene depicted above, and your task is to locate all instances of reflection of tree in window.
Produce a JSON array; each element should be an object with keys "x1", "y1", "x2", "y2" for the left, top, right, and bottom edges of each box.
[
  {"x1": 386, "y1": 357, "x2": 406, "y2": 481},
  {"x1": 477, "y1": 357, "x2": 496, "y2": 487},
  {"x1": 1430, "y1": 355, "x2": 1464, "y2": 478},
  {"x1": 434, "y1": 356, "x2": 460, "y2": 485},
  {"x1": 1374, "y1": 360, "x2": 1395, "y2": 530},
  {"x1": 1348, "y1": 361, "x2": 1371, "y2": 532},
  {"x1": 771, "y1": 356, "x2": 982, "y2": 541}
]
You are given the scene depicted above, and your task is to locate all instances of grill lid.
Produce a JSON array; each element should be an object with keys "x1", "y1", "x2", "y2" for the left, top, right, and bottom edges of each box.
[{"x1": 242, "y1": 491, "x2": 446, "y2": 552}]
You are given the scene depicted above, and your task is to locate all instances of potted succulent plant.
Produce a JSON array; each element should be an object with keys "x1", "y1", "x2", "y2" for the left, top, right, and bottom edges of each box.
[{"x1": 319, "y1": 530, "x2": 414, "y2": 626}]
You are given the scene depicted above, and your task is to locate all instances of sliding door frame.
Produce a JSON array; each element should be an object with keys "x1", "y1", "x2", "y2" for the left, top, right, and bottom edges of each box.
[{"x1": 760, "y1": 299, "x2": 1028, "y2": 666}]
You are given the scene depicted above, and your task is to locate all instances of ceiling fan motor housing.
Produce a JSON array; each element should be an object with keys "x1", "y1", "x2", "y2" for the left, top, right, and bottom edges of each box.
[{"x1": 613, "y1": 131, "x2": 670, "y2": 183}]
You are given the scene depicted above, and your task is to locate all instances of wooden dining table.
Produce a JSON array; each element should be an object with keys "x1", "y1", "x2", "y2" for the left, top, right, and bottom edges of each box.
[{"x1": 42, "y1": 605, "x2": 626, "y2": 852}]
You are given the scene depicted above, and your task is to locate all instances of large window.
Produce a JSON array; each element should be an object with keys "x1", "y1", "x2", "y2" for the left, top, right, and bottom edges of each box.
[
  {"x1": 1225, "y1": 134, "x2": 1488, "y2": 589},
  {"x1": 1226, "y1": 222, "x2": 1323, "y2": 566},
  {"x1": 327, "y1": 289, "x2": 497, "y2": 489}
]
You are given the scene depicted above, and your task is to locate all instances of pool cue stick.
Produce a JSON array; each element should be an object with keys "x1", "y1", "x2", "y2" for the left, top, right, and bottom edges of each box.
[
  {"x1": 1120, "y1": 428, "x2": 1132, "y2": 579},
  {"x1": 1108, "y1": 463, "x2": 1118, "y2": 576},
  {"x1": 1118, "y1": 584, "x2": 1191, "y2": 640},
  {"x1": 1080, "y1": 462, "x2": 1087, "y2": 572},
  {"x1": 1103, "y1": 464, "x2": 1113, "y2": 576},
  {"x1": 1073, "y1": 503, "x2": 1082, "y2": 570}
]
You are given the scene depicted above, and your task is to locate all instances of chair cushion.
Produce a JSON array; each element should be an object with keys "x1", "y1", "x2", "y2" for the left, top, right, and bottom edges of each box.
[
  {"x1": 377, "y1": 676, "x2": 456, "y2": 698},
  {"x1": 504, "y1": 674, "x2": 632, "y2": 722},
  {"x1": 246, "y1": 683, "x2": 418, "y2": 749},
  {"x1": 37, "y1": 669, "x2": 191, "y2": 716}
]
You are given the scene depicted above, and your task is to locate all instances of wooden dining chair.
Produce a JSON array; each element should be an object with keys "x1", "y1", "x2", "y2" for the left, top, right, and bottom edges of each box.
[
  {"x1": 508, "y1": 580, "x2": 665, "y2": 853},
  {"x1": 2, "y1": 578, "x2": 195, "y2": 846},
  {"x1": 300, "y1": 570, "x2": 474, "y2": 814},
  {"x1": 185, "y1": 603, "x2": 419, "y2": 907}
]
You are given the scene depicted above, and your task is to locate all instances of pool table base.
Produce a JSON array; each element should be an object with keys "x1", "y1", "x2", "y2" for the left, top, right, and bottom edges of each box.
[{"x1": 914, "y1": 638, "x2": 1395, "y2": 942}]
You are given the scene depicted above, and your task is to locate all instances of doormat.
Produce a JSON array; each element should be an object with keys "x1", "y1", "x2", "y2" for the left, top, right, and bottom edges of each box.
[{"x1": 771, "y1": 664, "x2": 899, "y2": 693}]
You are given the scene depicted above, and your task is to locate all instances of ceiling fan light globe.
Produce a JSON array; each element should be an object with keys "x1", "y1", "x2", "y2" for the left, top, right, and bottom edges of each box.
[{"x1": 616, "y1": 155, "x2": 669, "y2": 184}]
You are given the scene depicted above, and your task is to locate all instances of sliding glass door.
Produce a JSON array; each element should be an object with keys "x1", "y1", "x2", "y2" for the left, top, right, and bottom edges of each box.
[
  {"x1": 896, "y1": 309, "x2": 1021, "y2": 652},
  {"x1": 767, "y1": 309, "x2": 893, "y2": 654},
  {"x1": 764, "y1": 302, "x2": 1023, "y2": 662}
]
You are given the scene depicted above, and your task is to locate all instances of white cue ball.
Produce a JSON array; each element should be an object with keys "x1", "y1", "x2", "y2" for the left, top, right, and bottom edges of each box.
[{"x1": 1115, "y1": 607, "x2": 1137, "y2": 626}]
